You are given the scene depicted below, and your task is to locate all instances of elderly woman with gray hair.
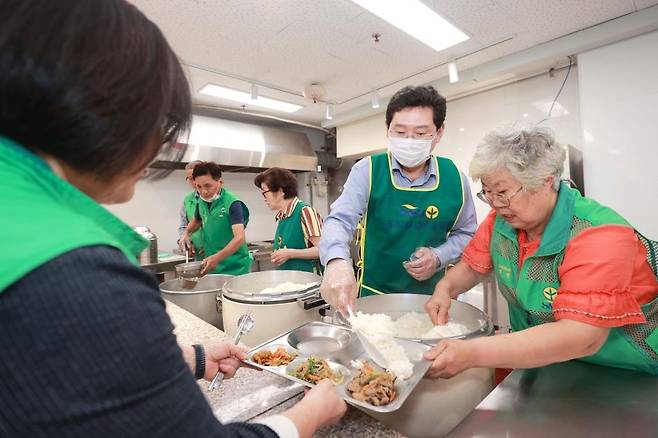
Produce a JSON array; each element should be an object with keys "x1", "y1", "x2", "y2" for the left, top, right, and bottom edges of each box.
[{"x1": 424, "y1": 127, "x2": 658, "y2": 378}]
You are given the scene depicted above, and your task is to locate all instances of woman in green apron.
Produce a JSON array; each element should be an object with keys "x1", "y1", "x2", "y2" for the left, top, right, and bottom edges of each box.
[
  {"x1": 254, "y1": 167, "x2": 323, "y2": 273},
  {"x1": 179, "y1": 161, "x2": 252, "y2": 276},
  {"x1": 0, "y1": 2, "x2": 345, "y2": 436},
  {"x1": 424, "y1": 127, "x2": 658, "y2": 377}
]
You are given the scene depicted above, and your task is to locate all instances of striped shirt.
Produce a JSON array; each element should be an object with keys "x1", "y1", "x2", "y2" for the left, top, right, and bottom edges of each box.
[{"x1": 276, "y1": 197, "x2": 323, "y2": 247}]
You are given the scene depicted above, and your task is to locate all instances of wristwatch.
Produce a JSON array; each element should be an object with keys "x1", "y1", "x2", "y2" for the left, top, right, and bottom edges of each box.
[{"x1": 192, "y1": 344, "x2": 206, "y2": 379}]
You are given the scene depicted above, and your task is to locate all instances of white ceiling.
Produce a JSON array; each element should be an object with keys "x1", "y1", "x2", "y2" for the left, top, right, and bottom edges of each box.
[{"x1": 131, "y1": 0, "x2": 658, "y2": 125}]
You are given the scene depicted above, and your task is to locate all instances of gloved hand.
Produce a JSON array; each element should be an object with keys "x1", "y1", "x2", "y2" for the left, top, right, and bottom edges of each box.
[
  {"x1": 403, "y1": 247, "x2": 440, "y2": 281},
  {"x1": 320, "y1": 259, "x2": 357, "y2": 317},
  {"x1": 178, "y1": 232, "x2": 192, "y2": 254}
]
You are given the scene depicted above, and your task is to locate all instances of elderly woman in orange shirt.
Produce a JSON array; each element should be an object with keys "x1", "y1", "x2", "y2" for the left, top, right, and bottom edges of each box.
[{"x1": 424, "y1": 126, "x2": 658, "y2": 378}]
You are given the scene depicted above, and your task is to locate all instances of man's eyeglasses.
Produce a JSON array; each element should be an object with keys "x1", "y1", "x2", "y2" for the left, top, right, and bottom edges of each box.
[
  {"x1": 261, "y1": 190, "x2": 271, "y2": 198},
  {"x1": 388, "y1": 129, "x2": 437, "y2": 140},
  {"x1": 476, "y1": 186, "x2": 524, "y2": 207}
]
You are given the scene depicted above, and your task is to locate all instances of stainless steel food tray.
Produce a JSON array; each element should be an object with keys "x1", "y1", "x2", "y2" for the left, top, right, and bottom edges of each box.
[{"x1": 243, "y1": 321, "x2": 432, "y2": 413}]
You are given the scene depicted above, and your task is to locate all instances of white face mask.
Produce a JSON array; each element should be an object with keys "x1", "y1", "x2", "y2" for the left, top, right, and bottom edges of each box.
[
  {"x1": 387, "y1": 136, "x2": 433, "y2": 168},
  {"x1": 200, "y1": 188, "x2": 220, "y2": 203}
]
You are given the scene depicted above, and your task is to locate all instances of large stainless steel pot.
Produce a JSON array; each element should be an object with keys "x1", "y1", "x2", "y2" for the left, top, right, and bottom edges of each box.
[
  {"x1": 160, "y1": 274, "x2": 233, "y2": 329},
  {"x1": 133, "y1": 226, "x2": 158, "y2": 264},
  {"x1": 222, "y1": 270, "x2": 324, "y2": 347},
  {"x1": 346, "y1": 292, "x2": 495, "y2": 438}
]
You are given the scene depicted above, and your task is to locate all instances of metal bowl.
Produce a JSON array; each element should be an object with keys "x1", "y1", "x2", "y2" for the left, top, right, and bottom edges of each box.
[{"x1": 288, "y1": 323, "x2": 354, "y2": 355}]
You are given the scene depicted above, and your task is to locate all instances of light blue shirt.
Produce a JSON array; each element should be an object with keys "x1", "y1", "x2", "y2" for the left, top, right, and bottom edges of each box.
[{"x1": 320, "y1": 156, "x2": 477, "y2": 268}]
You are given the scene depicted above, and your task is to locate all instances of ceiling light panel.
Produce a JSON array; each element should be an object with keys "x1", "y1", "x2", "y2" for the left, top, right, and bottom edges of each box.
[
  {"x1": 350, "y1": 0, "x2": 469, "y2": 52},
  {"x1": 199, "y1": 84, "x2": 303, "y2": 113}
]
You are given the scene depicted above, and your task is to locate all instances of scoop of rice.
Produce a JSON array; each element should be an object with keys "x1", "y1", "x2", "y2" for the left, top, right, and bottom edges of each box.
[
  {"x1": 349, "y1": 312, "x2": 414, "y2": 380},
  {"x1": 393, "y1": 312, "x2": 468, "y2": 339}
]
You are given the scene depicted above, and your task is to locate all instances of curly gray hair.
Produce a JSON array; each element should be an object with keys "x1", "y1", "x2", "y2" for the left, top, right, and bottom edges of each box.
[{"x1": 469, "y1": 126, "x2": 566, "y2": 191}]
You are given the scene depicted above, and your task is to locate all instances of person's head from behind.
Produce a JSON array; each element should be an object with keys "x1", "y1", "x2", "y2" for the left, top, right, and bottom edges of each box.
[
  {"x1": 254, "y1": 167, "x2": 298, "y2": 211},
  {"x1": 0, "y1": 0, "x2": 191, "y2": 204},
  {"x1": 192, "y1": 162, "x2": 223, "y2": 202},
  {"x1": 470, "y1": 126, "x2": 566, "y2": 231},
  {"x1": 185, "y1": 160, "x2": 203, "y2": 189},
  {"x1": 385, "y1": 85, "x2": 447, "y2": 168}
]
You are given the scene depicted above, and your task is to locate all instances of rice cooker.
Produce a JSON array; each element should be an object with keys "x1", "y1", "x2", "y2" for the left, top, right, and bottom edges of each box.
[
  {"x1": 340, "y1": 293, "x2": 495, "y2": 438},
  {"x1": 221, "y1": 270, "x2": 325, "y2": 347}
]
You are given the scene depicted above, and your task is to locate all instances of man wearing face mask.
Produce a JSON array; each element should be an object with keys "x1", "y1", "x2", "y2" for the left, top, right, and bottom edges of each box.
[
  {"x1": 179, "y1": 161, "x2": 251, "y2": 275},
  {"x1": 320, "y1": 85, "x2": 477, "y2": 316},
  {"x1": 177, "y1": 160, "x2": 204, "y2": 260}
]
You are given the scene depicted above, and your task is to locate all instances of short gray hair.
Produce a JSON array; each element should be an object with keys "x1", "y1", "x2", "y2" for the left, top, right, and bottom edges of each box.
[
  {"x1": 185, "y1": 160, "x2": 203, "y2": 170},
  {"x1": 469, "y1": 126, "x2": 566, "y2": 191}
]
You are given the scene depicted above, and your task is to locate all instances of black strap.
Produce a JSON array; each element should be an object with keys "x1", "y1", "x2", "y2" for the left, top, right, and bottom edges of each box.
[{"x1": 192, "y1": 344, "x2": 205, "y2": 379}]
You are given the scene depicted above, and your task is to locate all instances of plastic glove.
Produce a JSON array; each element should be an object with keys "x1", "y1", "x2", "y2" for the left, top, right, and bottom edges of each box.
[
  {"x1": 403, "y1": 247, "x2": 439, "y2": 281},
  {"x1": 178, "y1": 232, "x2": 192, "y2": 254},
  {"x1": 320, "y1": 259, "x2": 357, "y2": 317}
]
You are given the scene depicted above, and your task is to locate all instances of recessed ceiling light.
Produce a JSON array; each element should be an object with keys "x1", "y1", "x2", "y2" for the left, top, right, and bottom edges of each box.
[
  {"x1": 199, "y1": 84, "x2": 303, "y2": 113},
  {"x1": 350, "y1": 0, "x2": 469, "y2": 52}
]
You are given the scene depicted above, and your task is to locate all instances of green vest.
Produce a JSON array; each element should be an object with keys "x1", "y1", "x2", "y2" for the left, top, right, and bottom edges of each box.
[
  {"x1": 359, "y1": 153, "x2": 464, "y2": 296},
  {"x1": 183, "y1": 191, "x2": 205, "y2": 261},
  {"x1": 0, "y1": 137, "x2": 147, "y2": 292},
  {"x1": 274, "y1": 199, "x2": 318, "y2": 273},
  {"x1": 197, "y1": 189, "x2": 251, "y2": 275},
  {"x1": 491, "y1": 183, "x2": 658, "y2": 374}
]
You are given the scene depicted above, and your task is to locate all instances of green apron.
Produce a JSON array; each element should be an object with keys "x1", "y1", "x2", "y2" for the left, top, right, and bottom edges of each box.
[
  {"x1": 183, "y1": 191, "x2": 205, "y2": 261},
  {"x1": 359, "y1": 152, "x2": 463, "y2": 296},
  {"x1": 491, "y1": 183, "x2": 658, "y2": 374},
  {"x1": 0, "y1": 137, "x2": 147, "y2": 292},
  {"x1": 197, "y1": 188, "x2": 251, "y2": 275},
  {"x1": 273, "y1": 199, "x2": 318, "y2": 273}
]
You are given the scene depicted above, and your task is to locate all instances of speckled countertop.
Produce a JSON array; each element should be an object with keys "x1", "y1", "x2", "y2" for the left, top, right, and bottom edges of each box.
[{"x1": 165, "y1": 300, "x2": 405, "y2": 437}]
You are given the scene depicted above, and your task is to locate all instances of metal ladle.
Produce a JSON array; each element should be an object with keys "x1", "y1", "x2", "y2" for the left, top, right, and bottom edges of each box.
[{"x1": 207, "y1": 313, "x2": 255, "y2": 391}]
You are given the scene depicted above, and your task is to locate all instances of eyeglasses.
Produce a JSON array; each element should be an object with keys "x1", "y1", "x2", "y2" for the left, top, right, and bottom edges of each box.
[
  {"x1": 388, "y1": 129, "x2": 437, "y2": 140},
  {"x1": 476, "y1": 186, "x2": 524, "y2": 207},
  {"x1": 261, "y1": 190, "x2": 271, "y2": 198}
]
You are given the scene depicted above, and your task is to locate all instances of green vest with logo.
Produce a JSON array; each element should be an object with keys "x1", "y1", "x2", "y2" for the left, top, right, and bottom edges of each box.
[
  {"x1": 183, "y1": 191, "x2": 205, "y2": 261},
  {"x1": 0, "y1": 137, "x2": 148, "y2": 293},
  {"x1": 359, "y1": 153, "x2": 464, "y2": 296},
  {"x1": 490, "y1": 183, "x2": 658, "y2": 374},
  {"x1": 274, "y1": 200, "x2": 318, "y2": 273},
  {"x1": 197, "y1": 189, "x2": 251, "y2": 275}
]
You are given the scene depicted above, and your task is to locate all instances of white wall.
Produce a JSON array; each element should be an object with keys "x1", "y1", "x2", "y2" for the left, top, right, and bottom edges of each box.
[
  {"x1": 105, "y1": 171, "x2": 312, "y2": 253},
  {"x1": 578, "y1": 31, "x2": 658, "y2": 238},
  {"x1": 336, "y1": 69, "x2": 582, "y2": 223}
]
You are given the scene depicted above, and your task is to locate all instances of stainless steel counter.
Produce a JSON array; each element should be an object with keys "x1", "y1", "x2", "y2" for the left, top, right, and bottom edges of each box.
[
  {"x1": 449, "y1": 360, "x2": 658, "y2": 438},
  {"x1": 141, "y1": 253, "x2": 186, "y2": 275}
]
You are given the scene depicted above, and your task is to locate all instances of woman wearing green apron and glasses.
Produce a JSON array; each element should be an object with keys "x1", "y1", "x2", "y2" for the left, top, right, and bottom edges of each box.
[
  {"x1": 179, "y1": 161, "x2": 252, "y2": 276},
  {"x1": 424, "y1": 127, "x2": 658, "y2": 378},
  {"x1": 0, "y1": 1, "x2": 346, "y2": 436},
  {"x1": 319, "y1": 85, "x2": 477, "y2": 316},
  {"x1": 254, "y1": 167, "x2": 324, "y2": 273},
  {"x1": 177, "y1": 160, "x2": 205, "y2": 260}
]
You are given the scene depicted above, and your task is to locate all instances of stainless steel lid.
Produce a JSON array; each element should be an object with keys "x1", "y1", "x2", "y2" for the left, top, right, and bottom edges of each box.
[
  {"x1": 160, "y1": 274, "x2": 233, "y2": 295},
  {"x1": 222, "y1": 270, "x2": 321, "y2": 304}
]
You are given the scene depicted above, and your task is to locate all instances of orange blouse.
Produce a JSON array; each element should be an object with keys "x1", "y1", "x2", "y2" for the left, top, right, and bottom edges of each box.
[{"x1": 463, "y1": 209, "x2": 658, "y2": 327}]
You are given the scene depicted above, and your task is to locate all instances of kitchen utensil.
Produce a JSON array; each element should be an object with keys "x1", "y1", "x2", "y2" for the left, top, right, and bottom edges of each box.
[
  {"x1": 221, "y1": 270, "x2": 325, "y2": 346},
  {"x1": 175, "y1": 260, "x2": 204, "y2": 289},
  {"x1": 160, "y1": 274, "x2": 233, "y2": 329},
  {"x1": 185, "y1": 247, "x2": 189, "y2": 264},
  {"x1": 245, "y1": 321, "x2": 433, "y2": 413},
  {"x1": 208, "y1": 313, "x2": 254, "y2": 391},
  {"x1": 347, "y1": 306, "x2": 387, "y2": 368}
]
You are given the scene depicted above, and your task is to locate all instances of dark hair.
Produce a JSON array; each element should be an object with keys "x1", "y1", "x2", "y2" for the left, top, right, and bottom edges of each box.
[
  {"x1": 385, "y1": 86, "x2": 446, "y2": 130},
  {"x1": 193, "y1": 162, "x2": 222, "y2": 180},
  {"x1": 254, "y1": 167, "x2": 298, "y2": 199},
  {"x1": 0, "y1": 0, "x2": 191, "y2": 180}
]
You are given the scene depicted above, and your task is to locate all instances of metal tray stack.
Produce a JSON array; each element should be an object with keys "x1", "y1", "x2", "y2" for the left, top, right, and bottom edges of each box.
[{"x1": 244, "y1": 321, "x2": 432, "y2": 413}]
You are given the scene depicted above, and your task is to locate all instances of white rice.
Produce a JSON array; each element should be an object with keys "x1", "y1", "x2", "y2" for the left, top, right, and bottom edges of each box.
[
  {"x1": 348, "y1": 312, "x2": 414, "y2": 380},
  {"x1": 259, "y1": 281, "x2": 318, "y2": 294},
  {"x1": 393, "y1": 312, "x2": 469, "y2": 339}
]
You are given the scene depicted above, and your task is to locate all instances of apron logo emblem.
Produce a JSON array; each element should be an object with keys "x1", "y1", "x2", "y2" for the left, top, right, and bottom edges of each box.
[
  {"x1": 425, "y1": 205, "x2": 439, "y2": 219},
  {"x1": 543, "y1": 287, "x2": 558, "y2": 303},
  {"x1": 277, "y1": 236, "x2": 283, "y2": 246}
]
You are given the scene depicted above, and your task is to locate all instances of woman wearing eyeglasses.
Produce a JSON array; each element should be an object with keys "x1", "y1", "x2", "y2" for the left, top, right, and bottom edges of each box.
[
  {"x1": 254, "y1": 167, "x2": 323, "y2": 273},
  {"x1": 424, "y1": 127, "x2": 658, "y2": 378}
]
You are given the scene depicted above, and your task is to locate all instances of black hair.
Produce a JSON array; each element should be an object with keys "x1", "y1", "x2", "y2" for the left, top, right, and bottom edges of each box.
[
  {"x1": 254, "y1": 167, "x2": 298, "y2": 199},
  {"x1": 0, "y1": 0, "x2": 191, "y2": 179},
  {"x1": 193, "y1": 162, "x2": 222, "y2": 180},
  {"x1": 385, "y1": 85, "x2": 447, "y2": 130}
]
